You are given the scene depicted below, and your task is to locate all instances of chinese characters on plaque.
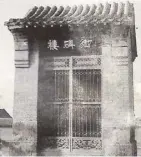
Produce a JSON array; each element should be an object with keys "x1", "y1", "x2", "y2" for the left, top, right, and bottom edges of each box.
[
  {"x1": 47, "y1": 38, "x2": 93, "y2": 50},
  {"x1": 48, "y1": 40, "x2": 59, "y2": 50}
]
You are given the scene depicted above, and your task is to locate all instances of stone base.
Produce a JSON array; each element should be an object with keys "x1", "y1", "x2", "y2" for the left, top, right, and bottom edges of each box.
[
  {"x1": 10, "y1": 121, "x2": 37, "y2": 156},
  {"x1": 102, "y1": 126, "x2": 136, "y2": 156},
  {"x1": 104, "y1": 143, "x2": 133, "y2": 156},
  {"x1": 9, "y1": 141, "x2": 37, "y2": 156}
]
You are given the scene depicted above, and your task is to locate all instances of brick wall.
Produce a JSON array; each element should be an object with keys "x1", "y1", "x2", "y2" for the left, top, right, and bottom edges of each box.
[
  {"x1": 102, "y1": 25, "x2": 135, "y2": 156},
  {"x1": 10, "y1": 24, "x2": 135, "y2": 156},
  {"x1": 11, "y1": 29, "x2": 39, "y2": 156}
]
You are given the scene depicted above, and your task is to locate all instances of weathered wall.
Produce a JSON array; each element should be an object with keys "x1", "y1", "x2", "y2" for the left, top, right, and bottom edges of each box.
[
  {"x1": 11, "y1": 29, "x2": 39, "y2": 156},
  {"x1": 102, "y1": 25, "x2": 135, "y2": 156},
  {"x1": 10, "y1": 23, "x2": 135, "y2": 156},
  {"x1": 0, "y1": 127, "x2": 13, "y2": 156},
  {"x1": 0, "y1": 127, "x2": 13, "y2": 141},
  {"x1": 37, "y1": 25, "x2": 103, "y2": 155},
  {"x1": 37, "y1": 24, "x2": 135, "y2": 156},
  {"x1": 135, "y1": 118, "x2": 141, "y2": 156}
]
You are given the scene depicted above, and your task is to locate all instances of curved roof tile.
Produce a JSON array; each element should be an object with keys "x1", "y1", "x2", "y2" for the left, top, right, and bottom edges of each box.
[
  {"x1": 5, "y1": 2, "x2": 135, "y2": 27},
  {"x1": 116, "y1": 2, "x2": 124, "y2": 19},
  {"x1": 24, "y1": 6, "x2": 38, "y2": 19},
  {"x1": 43, "y1": 6, "x2": 57, "y2": 19},
  {"x1": 108, "y1": 2, "x2": 118, "y2": 19},
  {"x1": 40, "y1": 6, "x2": 51, "y2": 19},
  {"x1": 78, "y1": 4, "x2": 96, "y2": 23},
  {"x1": 64, "y1": 5, "x2": 77, "y2": 17},
  {"x1": 69, "y1": 5, "x2": 90, "y2": 23},
  {"x1": 29, "y1": 6, "x2": 44, "y2": 20},
  {"x1": 94, "y1": 3, "x2": 104, "y2": 17},
  {"x1": 100, "y1": 3, "x2": 111, "y2": 19}
]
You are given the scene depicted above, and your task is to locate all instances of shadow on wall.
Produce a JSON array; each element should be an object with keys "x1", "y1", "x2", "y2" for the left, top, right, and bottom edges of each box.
[
  {"x1": 37, "y1": 136, "x2": 63, "y2": 156},
  {"x1": 37, "y1": 109, "x2": 63, "y2": 156},
  {"x1": 130, "y1": 126, "x2": 137, "y2": 156}
]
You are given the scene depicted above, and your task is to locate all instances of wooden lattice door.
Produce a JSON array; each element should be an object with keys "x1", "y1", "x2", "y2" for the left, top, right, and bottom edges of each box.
[{"x1": 44, "y1": 56, "x2": 102, "y2": 155}]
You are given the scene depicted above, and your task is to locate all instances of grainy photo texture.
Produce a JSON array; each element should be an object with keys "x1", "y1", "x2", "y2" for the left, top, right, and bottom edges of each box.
[{"x1": 0, "y1": 0, "x2": 141, "y2": 156}]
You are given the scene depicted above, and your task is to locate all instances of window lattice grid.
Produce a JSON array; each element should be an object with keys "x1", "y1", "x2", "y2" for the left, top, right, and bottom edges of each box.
[
  {"x1": 73, "y1": 69, "x2": 101, "y2": 102},
  {"x1": 44, "y1": 103, "x2": 69, "y2": 137},
  {"x1": 72, "y1": 104, "x2": 101, "y2": 137},
  {"x1": 46, "y1": 70, "x2": 69, "y2": 102}
]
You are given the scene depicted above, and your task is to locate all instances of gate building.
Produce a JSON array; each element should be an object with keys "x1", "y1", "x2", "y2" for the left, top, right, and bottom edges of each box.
[{"x1": 5, "y1": 2, "x2": 137, "y2": 156}]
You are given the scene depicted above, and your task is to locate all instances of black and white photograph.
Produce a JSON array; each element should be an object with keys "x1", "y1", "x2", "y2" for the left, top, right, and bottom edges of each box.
[{"x1": 0, "y1": 0, "x2": 141, "y2": 156}]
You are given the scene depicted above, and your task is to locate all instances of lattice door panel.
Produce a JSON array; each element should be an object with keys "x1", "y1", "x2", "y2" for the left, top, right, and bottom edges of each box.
[
  {"x1": 72, "y1": 104, "x2": 102, "y2": 150},
  {"x1": 73, "y1": 69, "x2": 101, "y2": 102},
  {"x1": 45, "y1": 70, "x2": 69, "y2": 102},
  {"x1": 72, "y1": 104, "x2": 101, "y2": 138},
  {"x1": 43, "y1": 56, "x2": 102, "y2": 154},
  {"x1": 44, "y1": 103, "x2": 70, "y2": 149},
  {"x1": 44, "y1": 68, "x2": 70, "y2": 150},
  {"x1": 72, "y1": 69, "x2": 101, "y2": 152},
  {"x1": 45, "y1": 103, "x2": 69, "y2": 137}
]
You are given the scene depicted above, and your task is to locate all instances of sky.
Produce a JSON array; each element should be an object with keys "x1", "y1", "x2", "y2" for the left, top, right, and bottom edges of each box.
[{"x1": 0, "y1": 0, "x2": 141, "y2": 117}]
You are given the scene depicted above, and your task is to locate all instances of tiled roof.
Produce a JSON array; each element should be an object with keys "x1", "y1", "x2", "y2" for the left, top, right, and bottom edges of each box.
[
  {"x1": 0, "y1": 109, "x2": 12, "y2": 118},
  {"x1": 5, "y1": 2, "x2": 135, "y2": 28},
  {"x1": 0, "y1": 109, "x2": 12, "y2": 127}
]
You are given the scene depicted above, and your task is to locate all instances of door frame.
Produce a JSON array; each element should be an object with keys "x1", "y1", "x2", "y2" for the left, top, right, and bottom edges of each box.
[{"x1": 42, "y1": 55, "x2": 102, "y2": 155}]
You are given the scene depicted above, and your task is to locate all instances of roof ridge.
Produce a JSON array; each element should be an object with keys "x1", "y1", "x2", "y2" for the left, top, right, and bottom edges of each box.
[{"x1": 5, "y1": 1, "x2": 135, "y2": 28}]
